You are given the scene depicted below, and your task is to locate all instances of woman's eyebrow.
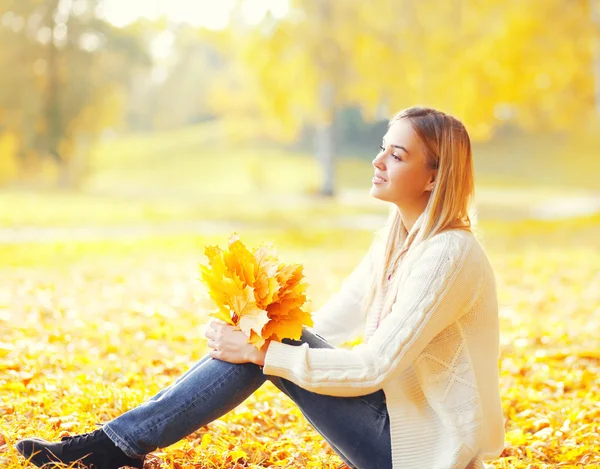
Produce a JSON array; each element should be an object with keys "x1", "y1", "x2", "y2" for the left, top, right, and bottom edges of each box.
[{"x1": 383, "y1": 138, "x2": 410, "y2": 155}]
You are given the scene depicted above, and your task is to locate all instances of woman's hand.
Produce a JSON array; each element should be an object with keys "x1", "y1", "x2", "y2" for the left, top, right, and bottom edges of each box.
[{"x1": 204, "y1": 320, "x2": 269, "y2": 366}]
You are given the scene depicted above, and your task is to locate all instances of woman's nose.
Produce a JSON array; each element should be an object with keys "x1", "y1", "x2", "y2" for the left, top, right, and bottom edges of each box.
[{"x1": 372, "y1": 152, "x2": 385, "y2": 169}]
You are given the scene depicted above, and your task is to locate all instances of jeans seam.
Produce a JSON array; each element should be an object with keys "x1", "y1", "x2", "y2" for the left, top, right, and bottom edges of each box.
[
  {"x1": 103, "y1": 423, "x2": 146, "y2": 459},
  {"x1": 140, "y1": 364, "x2": 240, "y2": 436},
  {"x1": 356, "y1": 396, "x2": 386, "y2": 416}
]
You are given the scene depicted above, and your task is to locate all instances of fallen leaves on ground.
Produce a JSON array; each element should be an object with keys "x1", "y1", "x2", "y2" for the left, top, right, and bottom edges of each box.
[{"x1": 1, "y1": 218, "x2": 599, "y2": 468}]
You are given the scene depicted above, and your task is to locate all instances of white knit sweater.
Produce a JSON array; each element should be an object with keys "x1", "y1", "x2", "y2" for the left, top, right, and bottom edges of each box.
[{"x1": 263, "y1": 219, "x2": 506, "y2": 469}]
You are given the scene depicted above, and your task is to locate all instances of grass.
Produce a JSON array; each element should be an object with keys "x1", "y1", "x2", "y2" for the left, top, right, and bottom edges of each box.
[{"x1": 1, "y1": 121, "x2": 598, "y2": 229}]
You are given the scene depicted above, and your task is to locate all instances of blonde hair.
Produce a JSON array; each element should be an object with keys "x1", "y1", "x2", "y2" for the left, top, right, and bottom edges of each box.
[{"x1": 364, "y1": 106, "x2": 475, "y2": 317}]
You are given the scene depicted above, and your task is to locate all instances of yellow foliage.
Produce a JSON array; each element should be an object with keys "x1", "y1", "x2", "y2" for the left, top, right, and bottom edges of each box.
[
  {"x1": 200, "y1": 234, "x2": 313, "y2": 348},
  {"x1": 213, "y1": 0, "x2": 598, "y2": 141}
]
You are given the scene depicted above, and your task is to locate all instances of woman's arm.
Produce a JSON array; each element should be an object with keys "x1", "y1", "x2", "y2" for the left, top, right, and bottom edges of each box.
[
  {"x1": 263, "y1": 232, "x2": 478, "y2": 397},
  {"x1": 205, "y1": 247, "x2": 374, "y2": 365}
]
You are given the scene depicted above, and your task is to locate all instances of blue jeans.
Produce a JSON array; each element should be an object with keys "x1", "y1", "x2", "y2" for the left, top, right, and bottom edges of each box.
[{"x1": 103, "y1": 329, "x2": 392, "y2": 469}]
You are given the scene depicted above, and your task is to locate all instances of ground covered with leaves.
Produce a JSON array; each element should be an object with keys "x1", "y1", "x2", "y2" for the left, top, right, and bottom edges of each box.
[{"x1": 1, "y1": 217, "x2": 599, "y2": 468}]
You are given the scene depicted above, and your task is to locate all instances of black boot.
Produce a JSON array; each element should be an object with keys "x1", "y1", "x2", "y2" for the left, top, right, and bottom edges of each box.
[{"x1": 15, "y1": 428, "x2": 145, "y2": 469}]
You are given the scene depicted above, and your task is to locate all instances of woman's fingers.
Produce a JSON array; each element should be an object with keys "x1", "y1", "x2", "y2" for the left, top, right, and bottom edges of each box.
[
  {"x1": 205, "y1": 321, "x2": 253, "y2": 364},
  {"x1": 204, "y1": 320, "x2": 225, "y2": 340},
  {"x1": 205, "y1": 322, "x2": 231, "y2": 348}
]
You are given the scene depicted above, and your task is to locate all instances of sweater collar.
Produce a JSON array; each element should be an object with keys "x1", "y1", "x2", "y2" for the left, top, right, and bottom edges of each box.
[{"x1": 407, "y1": 211, "x2": 426, "y2": 239}]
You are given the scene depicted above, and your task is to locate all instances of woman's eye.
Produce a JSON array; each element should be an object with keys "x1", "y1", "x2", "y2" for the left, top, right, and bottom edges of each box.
[{"x1": 379, "y1": 144, "x2": 401, "y2": 160}]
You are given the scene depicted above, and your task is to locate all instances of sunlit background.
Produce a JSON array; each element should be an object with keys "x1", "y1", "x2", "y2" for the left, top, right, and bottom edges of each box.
[
  {"x1": 1, "y1": 1, "x2": 600, "y2": 468},
  {"x1": 0, "y1": 0, "x2": 598, "y2": 231}
]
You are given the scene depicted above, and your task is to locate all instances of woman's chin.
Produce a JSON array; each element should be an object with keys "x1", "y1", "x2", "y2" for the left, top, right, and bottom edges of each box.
[{"x1": 369, "y1": 185, "x2": 385, "y2": 200}]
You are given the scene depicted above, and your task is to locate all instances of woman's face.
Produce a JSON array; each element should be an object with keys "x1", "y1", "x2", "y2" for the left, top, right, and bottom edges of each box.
[{"x1": 370, "y1": 119, "x2": 436, "y2": 208}]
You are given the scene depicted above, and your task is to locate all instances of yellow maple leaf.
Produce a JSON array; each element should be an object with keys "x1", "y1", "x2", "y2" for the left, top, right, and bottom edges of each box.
[
  {"x1": 277, "y1": 264, "x2": 304, "y2": 288},
  {"x1": 279, "y1": 294, "x2": 307, "y2": 312},
  {"x1": 235, "y1": 285, "x2": 270, "y2": 338},
  {"x1": 208, "y1": 306, "x2": 236, "y2": 326},
  {"x1": 274, "y1": 264, "x2": 305, "y2": 302},
  {"x1": 263, "y1": 308, "x2": 313, "y2": 342},
  {"x1": 254, "y1": 276, "x2": 279, "y2": 309},
  {"x1": 200, "y1": 264, "x2": 228, "y2": 309},
  {"x1": 248, "y1": 330, "x2": 266, "y2": 349},
  {"x1": 288, "y1": 306, "x2": 314, "y2": 328},
  {"x1": 253, "y1": 245, "x2": 280, "y2": 308},
  {"x1": 204, "y1": 245, "x2": 225, "y2": 270},
  {"x1": 262, "y1": 319, "x2": 302, "y2": 343},
  {"x1": 265, "y1": 302, "x2": 285, "y2": 318},
  {"x1": 254, "y1": 244, "x2": 279, "y2": 274},
  {"x1": 201, "y1": 244, "x2": 247, "y2": 324},
  {"x1": 223, "y1": 235, "x2": 257, "y2": 286}
]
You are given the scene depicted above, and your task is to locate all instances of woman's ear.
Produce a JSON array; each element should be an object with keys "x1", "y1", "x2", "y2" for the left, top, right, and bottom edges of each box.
[{"x1": 425, "y1": 171, "x2": 437, "y2": 192}]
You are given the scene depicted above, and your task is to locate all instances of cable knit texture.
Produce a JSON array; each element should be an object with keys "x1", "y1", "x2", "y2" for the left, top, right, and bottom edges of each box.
[{"x1": 263, "y1": 218, "x2": 506, "y2": 469}]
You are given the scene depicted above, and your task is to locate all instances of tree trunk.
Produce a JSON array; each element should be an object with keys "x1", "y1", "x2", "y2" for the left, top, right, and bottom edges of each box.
[
  {"x1": 316, "y1": 81, "x2": 335, "y2": 196},
  {"x1": 57, "y1": 134, "x2": 89, "y2": 189},
  {"x1": 46, "y1": 0, "x2": 68, "y2": 186},
  {"x1": 315, "y1": 121, "x2": 334, "y2": 197},
  {"x1": 313, "y1": 0, "x2": 337, "y2": 197},
  {"x1": 47, "y1": 0, "x2": 61, "y2": 148}
]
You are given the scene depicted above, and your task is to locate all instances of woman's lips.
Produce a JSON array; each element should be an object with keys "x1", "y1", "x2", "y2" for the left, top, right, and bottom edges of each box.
[{"x1": 372, "y1": 176, "x2": 386, "y2": 184}]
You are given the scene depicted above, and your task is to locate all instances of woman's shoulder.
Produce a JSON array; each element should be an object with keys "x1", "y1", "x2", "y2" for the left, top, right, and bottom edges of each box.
[
  {"x1": 410, "y1": 228, "x2": 488, "y2": 269},
  {"x1": 419, "y1": 228, "x2": 476, "y2": 251},
  {"x1": 436, "y1": 229, "x2": 495, "y2": 279}
]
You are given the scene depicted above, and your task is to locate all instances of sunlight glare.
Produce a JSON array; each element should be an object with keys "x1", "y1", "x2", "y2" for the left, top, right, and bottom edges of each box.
[{"x1": 101, "y1": 0, "x2": 288, "y2": 29}]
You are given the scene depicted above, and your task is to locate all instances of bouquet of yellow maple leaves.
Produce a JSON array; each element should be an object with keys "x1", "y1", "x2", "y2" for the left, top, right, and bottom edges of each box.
[{"x1": 199, "y1": 234, "x2": 313, "y2": 349}]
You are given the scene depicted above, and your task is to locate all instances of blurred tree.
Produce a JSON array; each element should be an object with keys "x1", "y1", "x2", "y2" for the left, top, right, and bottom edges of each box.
[
  {"x1": 210, "y1": 0, "x2": 360, "y2": 196},
  {"x1": 128, "y1": 24, "x2": 223, "y2": 131},
  {"x1": 210, "y1": 0, "x2": 598, "y2": 195},
  {"x1": 342, "y1": 0, "x2": 598, "y2": 136},
  {"x1": 0, "y1": 0, "x2": 150, "y2": 187},
  {"x1": 2, "y1": 0, "x2": 595, "y2": 191}
]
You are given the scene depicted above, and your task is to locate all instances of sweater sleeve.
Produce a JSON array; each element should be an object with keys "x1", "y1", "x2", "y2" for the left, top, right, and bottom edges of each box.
[
  {"x1": 308, "y1": 248, "x2": 372, "y2": 347},
  {"x1": 263, "y1": 233, "x2": 474, "y2": 397}
]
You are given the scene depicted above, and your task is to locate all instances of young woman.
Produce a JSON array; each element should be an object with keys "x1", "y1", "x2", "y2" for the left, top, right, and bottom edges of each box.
[{"x1": 16, "y1": 106, "x2": 505, "y2": 469}]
